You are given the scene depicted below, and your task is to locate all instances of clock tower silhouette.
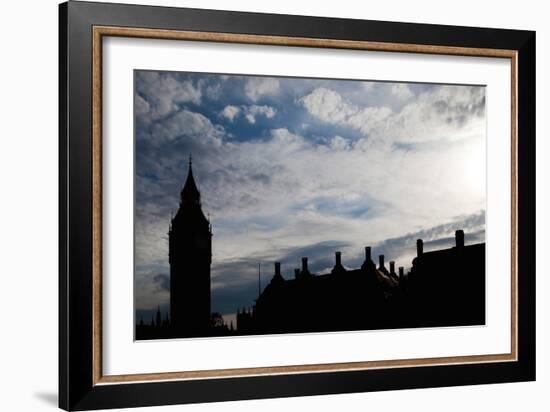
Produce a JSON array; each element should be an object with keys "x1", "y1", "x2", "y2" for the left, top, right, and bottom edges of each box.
[{"x1": 169, "y1": 156, "x2": 212, "y2": 337}]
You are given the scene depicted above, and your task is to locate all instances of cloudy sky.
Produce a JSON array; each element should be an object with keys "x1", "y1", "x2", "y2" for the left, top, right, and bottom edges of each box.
[{"x1": 134, "y1": 70, "x2": 486, "y2": 324}]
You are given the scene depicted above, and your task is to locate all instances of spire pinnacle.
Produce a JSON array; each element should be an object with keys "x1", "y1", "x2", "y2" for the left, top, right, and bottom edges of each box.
[{"x1": 180, "y1": 155, "x2": 201, "y2": 205}]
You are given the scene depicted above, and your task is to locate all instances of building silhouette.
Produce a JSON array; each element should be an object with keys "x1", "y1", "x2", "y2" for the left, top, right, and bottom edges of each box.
[
  {"x1": 168, "y1": 156, "x2": 212, "y2": 337},
  {"x1": 404, "y1": 231, "x2": 485, "y2": 327},
  {"x1": 136, "y1": 158, "x2": 486, "y2": 339},
  {"x1": 239, "y1": 230, "x2": 485, "y2": 334}
]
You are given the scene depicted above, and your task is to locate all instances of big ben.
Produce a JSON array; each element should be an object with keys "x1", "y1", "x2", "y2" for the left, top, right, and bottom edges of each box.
[{"x1": 169, "y1": 156, "x2": 212, "y2": 337}]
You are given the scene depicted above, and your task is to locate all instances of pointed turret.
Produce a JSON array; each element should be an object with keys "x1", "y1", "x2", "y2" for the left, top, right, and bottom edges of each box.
[
  {"x1": 180, "y1": 154, "x2": 201, "y2": 207},
  {"x1": 171, "y1": 155, "x2": 210, "y2": 228}
]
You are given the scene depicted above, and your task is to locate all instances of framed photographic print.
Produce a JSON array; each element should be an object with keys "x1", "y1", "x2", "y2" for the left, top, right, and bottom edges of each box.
[{"x1": 59, "y1": 1, "x2": 535, "y2": 410}]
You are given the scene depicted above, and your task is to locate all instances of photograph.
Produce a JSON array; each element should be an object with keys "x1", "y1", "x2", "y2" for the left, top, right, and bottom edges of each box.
[
  {"x1": 133, "y1": 70, "x2": 487, "y2": 340},
  {"x1": 53, "y1": 1, "x2": 536, "y2": 410}
]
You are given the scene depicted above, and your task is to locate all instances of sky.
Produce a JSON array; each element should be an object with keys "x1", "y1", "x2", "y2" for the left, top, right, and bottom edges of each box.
[{"x1": 134, "y1": 70, "x2": 486, "y2": 324}]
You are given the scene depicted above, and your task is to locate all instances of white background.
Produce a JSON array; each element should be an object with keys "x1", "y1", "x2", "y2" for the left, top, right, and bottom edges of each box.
[
  {"x1": 0, "y1": 0, "x2": 547, "y2": 411},
  {"x1": 103, "y1": 37, "x2": 511, "y2": 376}
]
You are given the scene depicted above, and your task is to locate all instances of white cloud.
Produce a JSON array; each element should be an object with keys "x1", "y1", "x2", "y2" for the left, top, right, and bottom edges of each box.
[
  {"x1": 298, "y1": 87, "x2": 348, "y2": 123},
  {"x1": 298, "y1": 85, "x2": 485, "y2": 144},
  {"x1": 205, "y1": 82, "x2": 222, "y2": 100},
  {"x1": 297, "y1": 87, "x2": 393, "y2": 135},
  {"x1": 329, "y1": 136, "x2": 350, "y2": 151},
  {"x1": 221, "y1": 104, "x2": 277, "y2": 124},
  {"x1": 151, "y1": 109, "x2": 224, "y2": 147},
  {"x1": 136, "y1": 72, "x2": 202, "y2": 122},
  {"x1": 244, "y1": 105, "x2": 277, "y2": 124},
  {"x1": 220, "y1": 105, "x2": 241, "y2": 122},
  {"x1": 200, "y1": 130, "x2": 484, "y2": 270},
  {"x1": 378, "y1": 85, "x2": 486, "y2": 144},
  {"x1": 391, "y1": 83, "x2": 414, "y2": 100},
  {"x1": 244, "y1": 77, "x2": 280, "y2": 101}
]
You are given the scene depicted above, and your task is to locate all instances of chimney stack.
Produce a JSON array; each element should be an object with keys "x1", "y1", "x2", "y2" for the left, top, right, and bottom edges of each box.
[
  {"x1": 399, "y1": 267, "x2": 404, "y2": 281},
  {"x1": 390, "y1": 261, "x2": 396, "y2": 275},
  {"x1": 335, "y1": 251, "x2": 342, "y2": 266},
  {"x1": 455, "y1": 230, "x2": 464, "y2": 248},
  {"x1": 274, "y1": 262, "x2": 281, "y2": 276},
  {"x1": 364, "y1": 246, "x2": 372, "y2": 261},
  {"x1": 416, "y1": 239, "x2": 424, "y2": 256},
  {"x1": 301, "y1": 257, "x2": 309, "y2": 274},
  {"x1": 379, "y1": 254, "x2": 385, "y2": 268},
  {"x1": 294, "y1": 268, "x2": 300, "y2": 279}
]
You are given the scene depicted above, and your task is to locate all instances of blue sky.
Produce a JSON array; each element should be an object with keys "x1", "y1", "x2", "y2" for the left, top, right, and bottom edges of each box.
[{"x1": 134, "y1": 70, "x2": 486, "y2": 324}]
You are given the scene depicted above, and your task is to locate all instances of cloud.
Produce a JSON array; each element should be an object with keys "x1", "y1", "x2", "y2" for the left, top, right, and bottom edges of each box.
[
  {"x1": 220, "y1": 105, "x2": 241, "y2": 121},
  {"x1": 205, "y1": 82, "x2": 222, "y2": 100},
  {"x1": 370, "y1": 211, "x2": 486, "y2": 269},
  {"x1": 150, "y1": 109, "x2": 224, "y2": 146},
  {"x1": 244, "y1": 77, "x2": 280, "y2": 101},
  {"x1": 135, "y1": 94, "x2": 150, "y2": 116},
  {"x1": 153, "y1": 273, "x2": 170, "y2": 292},
  {"x1": 244, "y1": 105, "x2": 277, "y2": 124},
  {"x1": 135, "y1": 268, "x2": 170, "y2": 311},
  {"x1": 391, "y1": 83, "x2": 414, "y2": 100},
  {"x1": 297, "y1": 87, "x2": 393, "y2": 135},
  {"x1": 136, "y1": 71, "x2": 203, "y2": 123},
  {"x1": 329, "y1": 135, "x2": 350, "y2": 151},
  {"x1": 221, "y1": 104, "x2": 277, "y2": 124},
  {"x1": 381, "y1": 85, "x2": 486, "y2": 144},
  {"x1": 298, "y1": 85, "x2": 485, "y2": 144}
]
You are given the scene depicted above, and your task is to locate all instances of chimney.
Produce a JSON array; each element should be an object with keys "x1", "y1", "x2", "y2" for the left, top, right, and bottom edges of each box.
[
  {"x1": 378, "y1": 254, "x2": 385, "y2": 268},
  {"x1": 389, "y1": 261, "x2": 396, "y2": 275},
  {"x1": 294, "y1": 268, "x2": 300, "y2": 279},
  {"x1": 335, "y1": 251, "x2": 342, "y2": 266},
  {"x1": 399, "y1": 267, "x2": 404, "y2": 280},
  {"x1": 301, "y1": 257, "x2": 309, "y2": 273},
  {"x1": 274, "y1": 262, "x2": 281, "y2": 277},
  {"x1": 455, "y1": 230, "x2": 464, "y2": 248},
  {"x1": 416, "y1": 239, "x2": 424, "y2": 256},
  {"x1": 364, "y1": 246, "x2": 372, "y2": 261}
]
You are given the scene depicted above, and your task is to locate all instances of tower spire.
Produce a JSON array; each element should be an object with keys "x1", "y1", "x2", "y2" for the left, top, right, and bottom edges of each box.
[{"x1": 180, "y1": 154, "x2": 201, "y2": 206}]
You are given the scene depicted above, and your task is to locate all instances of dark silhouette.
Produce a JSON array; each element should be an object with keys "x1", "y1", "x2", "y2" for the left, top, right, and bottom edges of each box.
[
  {"x1": 404, "y1": 232, "x2": 485, "y2": 327},
  {"x1": 169, "y1": 156, "x2": 212, "y2": 337},
  {"x1": 136, "y1": 158, "x2": 485, "y2": 340},
  {"x1": 243, "y1": 230, "x2": 484, "y2": 334}
]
